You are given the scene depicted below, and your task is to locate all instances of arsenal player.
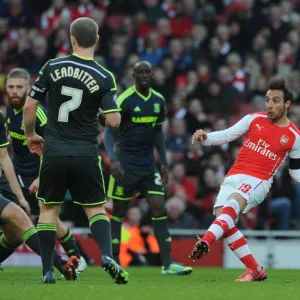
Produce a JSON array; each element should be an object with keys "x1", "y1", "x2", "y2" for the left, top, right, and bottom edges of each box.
[{"x1": 189, "y1": 78, "x2": 300, "y2": 282}]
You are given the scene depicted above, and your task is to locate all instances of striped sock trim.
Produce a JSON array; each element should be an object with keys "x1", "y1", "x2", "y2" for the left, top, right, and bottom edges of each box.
[
  {"x1": 22, "y1": 228, "x2": 37, "y2": 243},
  {"x1": 59, "y1": 229, "x2": 72, "y2": 244},
  {"x1": 89, "y1": 214, "x2": 109, "y2": 227},
  {"x1": 152, "y1": 216, "x2": 167, "y2": 221},
  {"x1": 37, "y1": 223, "x2": 57, "y2": 232},
  {"x1": 111, "y1": 215, "x2": 125, "y2": 223},
  {"x1": 0, "y1": 235, "x2": 15, "y2": 251}
]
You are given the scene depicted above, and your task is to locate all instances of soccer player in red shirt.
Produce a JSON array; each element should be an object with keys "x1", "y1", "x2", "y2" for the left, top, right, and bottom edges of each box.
[{"x1": 189, "y1": 78, "x2": 300, "y2": 282}]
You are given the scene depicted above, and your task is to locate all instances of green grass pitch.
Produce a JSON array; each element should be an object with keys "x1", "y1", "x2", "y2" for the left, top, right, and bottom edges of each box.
[{"x1": 1, "y1": 267, "x2": 299, "y2": 300}]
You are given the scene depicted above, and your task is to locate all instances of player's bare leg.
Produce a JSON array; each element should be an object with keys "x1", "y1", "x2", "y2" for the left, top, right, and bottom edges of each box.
[
  {"x1": 37, "y1": 202, "x2": 78, "y2": 284},
  {"x1": 189, "y1": 194, "x2": 267, "y2": 282},
  {"x1": 148, "y1": 195, "x2": 192, "y2": 275},
  {"x1": 0, "y1": 200, "x2": 77, "y2": 280},
  {"x1": 84, "y1": 205, "x2": 128, "y2": 284},
  {"x1": 56, "y1": 218, "x2": 86, "y2": 276}
]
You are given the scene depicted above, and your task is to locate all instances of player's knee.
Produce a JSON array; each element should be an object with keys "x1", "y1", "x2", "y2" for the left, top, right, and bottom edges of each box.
[
  {"x1": 1, "y1": 203, "x2": 33, "y2": 237},
  {"x1": 112, "y1": 201, "x2": 128, "y2": 218},
  {"x1": 2, "y1": 233, "x2": 21, "y2": 248},
  {"x1": 149, "y1": 196, "x2": 166, "y2": 217}
]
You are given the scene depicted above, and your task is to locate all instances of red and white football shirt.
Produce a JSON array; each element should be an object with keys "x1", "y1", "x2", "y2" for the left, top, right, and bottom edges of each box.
[{"x1": 203, "y1": 112, "x2": 300, "y2": 181}]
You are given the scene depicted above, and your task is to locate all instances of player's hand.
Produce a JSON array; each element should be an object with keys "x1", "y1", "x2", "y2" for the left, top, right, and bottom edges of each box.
[
  {"x1": 97, "y1": 108, "x2": 106, "y2": 127},
  {"x1": 192, "y1": 129, "x2": 207, "y2": 144},
  {"x1": 18, "y1": 197, "x2": 31, "y2": 216},
  {"x1": 111, "y1": 160, "x2": 125, "y2": 181},
  {"x1": 29, "y1": 178, "x2": 39, "y2": 194},
  {"x1": 25, "y1": 133, "x2": 44, "y2": 156},
  {"x1": 160, "y1": 164, "x2": 169, "y2": 185}
]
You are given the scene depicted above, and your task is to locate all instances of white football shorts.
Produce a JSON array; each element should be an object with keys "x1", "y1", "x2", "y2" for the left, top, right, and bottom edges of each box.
[{"x1": 214, "y1": 174, "x2": 271, "y2": 214}]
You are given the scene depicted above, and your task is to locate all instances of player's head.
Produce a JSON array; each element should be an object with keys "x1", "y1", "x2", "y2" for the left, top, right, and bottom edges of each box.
[
  {"x1": 70, "y1": 17, "x2": 99, "y2": 50},
  {"x1": 266, "y1": 78, "x2": 293, "y2": 122},
  {"x1": 133, "y1": 61, "x2": 153, "y2": 89},
  {"x1": 6, "y1": 68, "x2": 31, "y2": 110}
]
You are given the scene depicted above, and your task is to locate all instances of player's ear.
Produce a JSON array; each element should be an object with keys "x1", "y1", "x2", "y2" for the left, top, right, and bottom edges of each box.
[
  {"x1": 26, "y1": 84, "x2": 31, "y2": 94},
  {"x1": 96, "y1": 34, "x2": 99, "y2": 44},
  {"x1": 70, "y1": 35, "x2": 76, "y2": 47},
  {"x1": 286, "y1": 100, "x2": 291, "y2": 109}
]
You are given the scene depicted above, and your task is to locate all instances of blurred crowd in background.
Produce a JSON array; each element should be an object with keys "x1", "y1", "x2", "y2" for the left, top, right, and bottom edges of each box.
[{"x1": 1, "y1": 0, "x2": 300, "y2": 238}]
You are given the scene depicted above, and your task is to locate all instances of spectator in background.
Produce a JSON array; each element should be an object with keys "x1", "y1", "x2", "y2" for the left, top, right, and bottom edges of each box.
[
  {"x1": 0, "y1": 0, "x2": 35, "y2": 28},
  {"x1": 40, "y1": 0, "x2": 71, "y2": 35},
  {"x1": 140, "y1": 31, "x2": 166, "y2": 66},
  {"x1": 205, "y1": 36, "x2": 225, "y2": 74},
  {"x1": 168, "y1": 162, "x2": 196, "y2": 203},
  {"x1": 105, "y1": 43, "x2": 126, "y2": 80},
  {"x1": 166, "y1": 196, "x2": 198, "y2": 229},
  {"x1": 180, "y1": 136, "x2": 205, "y2": 176},
  {"x1": 166, "y1": 119, "x2": 190, "y2": 154},
  {"x1": 144, "y1": 0, "x2": 168, "y2": 26},
  {"x1": 184, "y1": 98, "x2": 211, "y2": 134},
  {"x1": 120, "y1": 205, "x2": 160, "y2": 267}
]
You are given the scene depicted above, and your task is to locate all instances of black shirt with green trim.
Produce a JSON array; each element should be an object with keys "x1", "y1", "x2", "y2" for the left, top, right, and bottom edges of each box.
[
  {"x1": 116, "y1": 85, "x2": 166, "y2": 170},
  {"x1": 0, "y1": 110, "x2": 9, "y2": 148},
  {"x1": 29, "y1": 54, "x2": 120, "y2": 156},
  {"x1": 7, "y1": 105, "x2": 47, "y2": 176}
]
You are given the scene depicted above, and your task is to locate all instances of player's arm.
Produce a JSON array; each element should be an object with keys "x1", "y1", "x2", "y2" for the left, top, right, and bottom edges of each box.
[
  {"x1": 154, "y1": 97, "x2": 168, "y2": 184},
  {"x1": 103, "y1": 127, "x2": 118, "y2": 161},
  {"x1": 103, "y1": 127, "x2": 124, "y2": 180},
  {"x1": 23, "y1": 62, "x2": 50, "y2": 155},
  {"x1": 154, "y1": 126, "x2": 167, "y2": 166},
  {"x1": 288, "y1": 136, "x2": 300, "y2": 181},
  {"x1": 23, "y1": 97, "x2": 39, "y2": 135},
  {"x1": 100, "y1": 74, "x2": 121, "y2": 128},
  {"x1": 0, "y1": 113, "x2": 30, "y2": 214},
  {"x1": 194, "y1": 114, "x2": 253, "y2": 146}
]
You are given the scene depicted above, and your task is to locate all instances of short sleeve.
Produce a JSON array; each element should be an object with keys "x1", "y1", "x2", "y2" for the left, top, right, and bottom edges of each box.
[
  {"x1": 0, "y1": 111, "x2": 9, "y2": 148},
  {"x1": 101, "y1": 74, "x2": 120, "y2": 114},
  {"x1": 28, "y1": 60, "x2": 51, "y2": 102},
  {"x1": 35, "y1": 106, "x2": 47, "y2": 137},
  {"x1": 36, "y1": 106, "x2": 47, "y2": 128}
]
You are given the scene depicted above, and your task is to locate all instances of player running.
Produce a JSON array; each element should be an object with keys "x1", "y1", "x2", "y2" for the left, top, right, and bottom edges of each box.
[
  {"x1": 3, "y1": 68, "x2": 87, "y2": 276},
  {"x1": 189, "y1": 78, "x2": 300, "y2": 282},
  {"x1": 23, "y1": 17, "x2": 128, "y2": 284},
  {"x1": 0, "y1": 109, "x2": 77, "y2": 280},
  {"x1": 103, "y1": 61, "x2": 192, "y2": 276}
]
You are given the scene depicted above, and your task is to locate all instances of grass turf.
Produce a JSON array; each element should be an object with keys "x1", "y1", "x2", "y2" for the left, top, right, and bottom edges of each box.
[{"x1": 0, "y1": 267, "x2": 299, "y2": 300}]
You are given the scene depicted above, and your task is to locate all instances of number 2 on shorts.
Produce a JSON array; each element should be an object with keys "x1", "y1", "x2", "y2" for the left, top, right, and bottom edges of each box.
[{"x1": 237, "y1": 183, "x2": 252, "y2": 193}]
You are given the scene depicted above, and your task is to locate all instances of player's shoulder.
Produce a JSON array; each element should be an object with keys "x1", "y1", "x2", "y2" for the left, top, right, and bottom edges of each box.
[
  {"x1": 150, "y1": 88, "x2": 165, "y2": 103},
  {"x1": 92, "y1": 60, "x2": 116, "y2": 82},
  {"x1": 248, "y1": 111, "x2": 267, "y2": 117},
  {"x1": 247, "y1": 112, "x2": 268, "y2": 123},
  {"x1": 117, "y1": 86, "x2": 136, "y2": 104},
  {"x1": 39, "y1": 55, "x2": 71, "y2": 75},
  {"x1": 288, "y1": 121, "x2": 300, "y2": 142}
]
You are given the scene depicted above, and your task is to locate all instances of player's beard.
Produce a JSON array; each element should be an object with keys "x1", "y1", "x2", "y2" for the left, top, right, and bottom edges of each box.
[
  {"x1": 268, "y1": 106, "x2": 286, "y2": 122},
  {"x1": 8, "y1": 92, "x2": 26, "y2": 110}
]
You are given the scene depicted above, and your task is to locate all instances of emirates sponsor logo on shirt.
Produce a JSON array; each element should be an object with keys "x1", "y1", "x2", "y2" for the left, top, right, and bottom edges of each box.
[
  {"x1": 243, "y1": 138, "x2": 278, "y2": 160},
  {"x1": 280, "y1": 135, "x2": 289, "y2": 145}
]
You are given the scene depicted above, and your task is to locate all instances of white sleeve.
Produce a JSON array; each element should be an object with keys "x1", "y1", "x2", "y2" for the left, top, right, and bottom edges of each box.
[
  {"x1": 289, "y1": 135, "x2": 300, "y2": 182},
  {"x1": 202, "y1": 114, "x2": 253, "y2": 146}
]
